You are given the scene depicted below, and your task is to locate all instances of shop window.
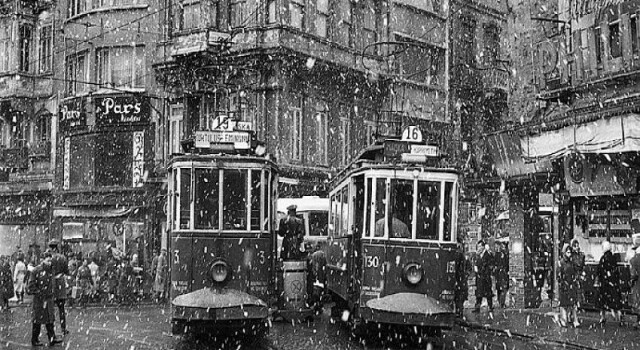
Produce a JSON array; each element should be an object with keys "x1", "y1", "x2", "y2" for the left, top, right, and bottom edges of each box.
[
  {"x1": 610, "y1": 20, "x2": 622, "y2": 58},
  {"x1": 316, "y1": 0, "x2": 328, "y2": 37},
  {"x1": 18, "y1": 24, "x2": 32, "y2": 73},
  {"x1": 290, "y1": 96, "x2": 303, "y2": 161},
  {"x1": 65, "y1": 51, "x2": 88, "y2": 95},
  {"x1": 0, "y1": 26, "x2": 10, "y2": 73},
  {"x1": 289, "y1": 0, "x2": 304, "y2": 30},
  {"x1": 94, "y1": 133, "x2": 133, "y2": 187},
  {"x1": 96, "y1": 46, "x2": 144, "y2": 89},
  {"x1": 38, "y1": 25, "x2": 52, "y2": 74}
]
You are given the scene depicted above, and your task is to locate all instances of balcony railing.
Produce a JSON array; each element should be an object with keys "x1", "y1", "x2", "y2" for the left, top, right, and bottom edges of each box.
[
  {"x1": 1, "y1": 147, "x2": 28, "y2": 169},
  {"x1": 28, "y1": 141, "x2": 51, "y2": 159},
  {"x1": 450, "y1": 65, "x2": 509, "y2": 92},
  {"x1": 480, "y1": 67, "x2": 509, "y2": 91}
]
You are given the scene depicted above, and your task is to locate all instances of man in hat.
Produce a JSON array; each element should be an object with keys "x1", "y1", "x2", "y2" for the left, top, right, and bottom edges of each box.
[
  {"x1": 278, "y1": 205, "x2": 304, "y2": 260},
  {"x1": 49, "y1": 239, "x2": 69, "y2": 335},
  {"x1": 28, "y1": 250, "x2": 63, "y2": 346}
]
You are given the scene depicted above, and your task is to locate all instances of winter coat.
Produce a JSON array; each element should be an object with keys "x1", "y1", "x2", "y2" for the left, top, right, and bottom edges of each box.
[
  {"x1": 153, "y1": 254, "x2": 167, "y2": 293},
  {"x1": 597, "y1": 250, "x2": 622, "y2": 311},
  {"x1": 571, "y1": 251, "x2": 586, "y2": 304},
  {"x1": 494, "y1": 251, "x2": 509, "y2": 292},
  {"x1": 117, "y1": 264, "x2": 134, "y2": 296},
  {"x1": 475, "y1": 251, "x2": 494, "y2": 299},
  {"x1": 629, "y1": 251, "x2": 640, "y2": 313},
  {"x1": 0, "y1": 262, "x2": 14, "y2": 300},
  {"x1": 13, "y1": 260, "x2": 26, "y2": 294},
  {"x1": 76, "y1": 265, "x2": 93, "y2": 296},
  {"x1": 278, "y1": 215, "x2": 305, "y2": 260},
  {"x1": 51, "y1": 253, "x2": 68, "y2": 300},
  {"x1": 27, "y1": 264, "x2": 56, "y2": 324},
  {"x1": 454, "y1": 250, "x2": 470, "y2": 302},
  {"x1": 559, "y1": 257, "x2": 578, "y2": 307}
]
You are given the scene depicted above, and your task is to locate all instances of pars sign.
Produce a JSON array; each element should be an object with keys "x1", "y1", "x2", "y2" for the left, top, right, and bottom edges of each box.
[{"x1": 95, "y1": 96, "x2": 149, "y2": 126}]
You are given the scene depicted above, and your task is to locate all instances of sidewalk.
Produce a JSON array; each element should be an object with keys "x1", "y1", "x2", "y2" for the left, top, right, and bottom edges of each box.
[
  {"x1": 460, "y1": 307, "x2": 640, "y2": 350},
  {"x1": 8, "y1": 295, "x2": 164, "y2": 308}
]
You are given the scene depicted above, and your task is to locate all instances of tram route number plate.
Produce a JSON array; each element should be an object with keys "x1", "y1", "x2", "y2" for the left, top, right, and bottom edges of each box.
[{"x1": 195, "y1": 130, "x2": 251, "y2": 149}]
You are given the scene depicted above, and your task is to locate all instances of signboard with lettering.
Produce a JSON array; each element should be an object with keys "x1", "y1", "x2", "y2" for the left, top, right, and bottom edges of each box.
[
  {"x1": 59, "y1": 99, "x2": 87, "y2": 130},
  {"x1": 410, "y1": 144, "x2": 438, "y2": 157},
  {"x1": 132, "y1": 131, "x2": 145, "y2": 187},
  {"x1": 401, "y1": 126, "x2": 423, "y2": 143},
  {"x1": 195, "y1": 130, "x2": 251, "y2": 149},
  {"x1": 63, "y1": 138, "x2": 70, "y2": 190},
  {"x1": 95, "y1": 96, "x2": 150, "y2": 126}
]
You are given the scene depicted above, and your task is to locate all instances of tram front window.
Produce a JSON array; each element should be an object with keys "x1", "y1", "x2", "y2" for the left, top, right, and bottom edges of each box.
[
  {"x1": 223, "y1": 170, "x2": 248, "y2": 230},
  {"x1": 416, "y1": 181, "x2": 440, "y2": 240},
  {"x1": 389, "y1": 179, "x2": 413, "y2": 238},
  {"x1": 179, "y1": 169, "x2": 191, "y2": 229},
  {"x1": 194, "y1": 169, "x2": 219, "y2": 230},
  {"x1": 373, "y1": 178, "x2": 386, "y2": 237},
  {"x1": 443, "y1": 181, "x2": 454, "y2": 242}
]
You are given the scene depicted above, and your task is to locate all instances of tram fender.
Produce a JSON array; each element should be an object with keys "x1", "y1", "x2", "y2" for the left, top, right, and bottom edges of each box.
[
  {"x1": 365, "y1": 292, "x2": 451, "y2": 315},
  {"x1": 172, "y1": 287, "x2": 268, "y2": 309}
]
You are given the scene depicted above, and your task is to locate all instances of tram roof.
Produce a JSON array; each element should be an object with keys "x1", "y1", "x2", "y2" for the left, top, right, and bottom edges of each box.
[{"x1": 331, "y1": 141, "x2": 458, "y2": 186}]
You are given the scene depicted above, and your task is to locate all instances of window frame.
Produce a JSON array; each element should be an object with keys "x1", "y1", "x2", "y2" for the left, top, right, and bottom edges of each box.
[
  {"x1": 316, "y1": 0, "x2": 329, "y2": 37},
  {"x1": 95, "y1": 45, "x2": 145, "y2": 89},
  {"x1": 289, "y1": 0, "x2": 305, "y2": 30},
  {"x1": 18, "y1": 23, "x2": 33, "y2": 73},
  {"x1": 0, "y1": 26, "x2": 10, "y2": 73},
  {"x1": 169, "y1": 103, "x2": 184, "y2": 155},
  {"x1": 38, "y1": 24, "x2": 53, "y2": 74},
  {"x1": 290, "y1": 96, "x2": 303, "y2": 161},
  {"x1": 609, "y1": 19, "x2": 622, "y2": 59},
  {"x1": 65, "y1": 51, "x2": 89, "y2": 95}
]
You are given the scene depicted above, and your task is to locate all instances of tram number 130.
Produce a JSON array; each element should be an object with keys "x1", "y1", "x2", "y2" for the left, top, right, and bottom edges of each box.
[{"x1": 364, "y1": 255, "x2": 380, "y2": 268}]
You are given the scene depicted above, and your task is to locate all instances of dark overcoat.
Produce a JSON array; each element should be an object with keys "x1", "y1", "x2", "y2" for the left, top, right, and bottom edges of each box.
[
  {"x1": 475, "y1": 251, "x2": 494, "y2": 299},
  {"x1": 0, "y1": 262, "x2": 14, "y2": 300},
  {"x1": 571, "y1": 251, "x2": 585, "y2": 303},
  {"x1": 51, "y1": 253, "x2": 68, "y2": 300},
  {"x1": 597, "y1": 250, "x2": 622, "y2": 311},
  {"x1": 494, "y1": 251, "x2": 509, "y2": 292},
  {"x1": 454, "y1": 250, "x2": 470, "y2": 302},
  {"x1": 27, "y1": 264, "x2": 56, "y2": 324},
  {"x1": 559, "y1": 258, "x2": 578, "y2": 307},
  {"x1": 628, "y1": 252, "x2": 640, "y2": 312},
  {"x1": 278, "y1": 215, "x2": 304, "y2": 260}
]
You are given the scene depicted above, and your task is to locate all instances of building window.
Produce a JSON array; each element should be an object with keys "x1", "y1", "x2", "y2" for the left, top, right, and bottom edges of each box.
[
  {"x1": 38, "y1": 25, "x2": 52, "y2": 74},
  {"x1": 631, "y1": 15, "x2": 639, "y2": 55},
  {"x1": 594, "y1": 26, "x2": 602, "y2": 64},
  {"x1": 316, "y1": 0, "x2": 329, "y2": 37},
  {"x1": 291, "y1": 97, "x2": 303, "y2": 161},
  {"x1": 96, "y1": 46, "x2": 144, "y2": 89},
  {"x1": 175, "y1": 0, "x2": 219, "y2": 31},
  {"x1": 267, "y1": 0, "x2": 277, "y2": 24},
  {"x1": 314, "y1": 107, "x2": 328, "y2": 165},
  {"x1": 340, "y1": 117, "x2": 350, "y2": 166},
  {"x1": 0, "y1": 26, "x2": 10, "y2": 73},
  {"x1": 609, "y1": 20, "x2": 622, "y2": 58},
  {"x1": 65, "y1": 52, "x2": 88, "y2": 95},
  {"x1": 483, "y1": 24, "x2": 499, "y2": 67},
  {"x1": 229, "y1": 0, "x2": 246, "y2": 28},
  {"x1": 396, "y1": 36, "x2": 445, "y2": 85},
  {"x1": 361, "y1": 0, "x2": 378, "y2": 52},
  {"x1": 365, "y1": 121, "x2": 375, "y2": 145},
  {"x1": 460, "y1": 18, "x2": 475, "y2": 67},
  {"x1": 335, "y1": 0, "x2": 352, "y2": 46},
  {"x1": 32, "y1": 114, "x2": 50, "y2": 143},
  {"x1": 290, "y1": 0, "x2": 304, "y2": 30},
  {"x1": 19, "y1": 24, "x2": 32, "y2": 73},
  {"x1": 169, "y1": 103, "x2": 184, "y2": 155},
  {"x1": 68, "y1": 0, "x2": 142, "y2": 17},
  {"x1": 68, "y1": 0, "x2": 86, "y2": 17}
]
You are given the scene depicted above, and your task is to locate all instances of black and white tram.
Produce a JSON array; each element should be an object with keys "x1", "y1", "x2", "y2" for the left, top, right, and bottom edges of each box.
[
  {"x1": 168, "y1": 126, "x2": 278, "y2": 336},
  {"x1": 325, "y1": 128, "x2": 459, "y2": 336}
]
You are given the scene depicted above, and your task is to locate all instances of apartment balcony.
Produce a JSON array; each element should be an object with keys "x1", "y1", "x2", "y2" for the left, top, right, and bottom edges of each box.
[
  {"x1": 28, "y1": 141, "x2": 51, "y2": 159},
  {"x1": 170, "y1": 28, "x2": 231, "y2": 56},
  {"x1": 0, "y1": 147, "x2": 28, "y2": 169},
  {"x1": 0, "y1": 73, "x2": 53, "y2": 98},
  {"x1": 480, "y1": 67, "x2": 509, "y2": 92}
]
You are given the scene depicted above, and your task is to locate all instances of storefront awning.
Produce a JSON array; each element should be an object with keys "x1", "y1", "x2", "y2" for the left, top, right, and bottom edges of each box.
[
  {"x1": 53, "y1": 207, "x2": 136, "y2": 218},
  {"x1": 484, "y1": 131, "x2": 555, "y2": 178},
  {"x1": 522, "y1": 113, "x2": 640, "y2": 160}
]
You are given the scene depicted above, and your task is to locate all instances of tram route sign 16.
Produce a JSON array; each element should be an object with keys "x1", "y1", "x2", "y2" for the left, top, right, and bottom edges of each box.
[
  {"x1": 195, "y1": 130, "x2": 251, "y2": 149},
  {"x1": 401, "y1": 126, "x2": 423, "y2": 143}
]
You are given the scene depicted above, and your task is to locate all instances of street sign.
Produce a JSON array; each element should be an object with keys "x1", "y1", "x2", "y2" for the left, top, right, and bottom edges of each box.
[
  {"x1": 195, "y1": 131, "x2": 251, "y2": 149},
  {"x1": 401, "y1": 126, "x2": 423, "y2": 143},
  {"x1": 410, "y1": 144, "x2": 438, "y2": 157}
]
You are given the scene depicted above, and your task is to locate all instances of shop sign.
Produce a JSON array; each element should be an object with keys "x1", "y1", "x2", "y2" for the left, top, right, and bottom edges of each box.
[
  {"x1": 194, "y1": 130, "x2": 251, "y2": 149},
  {"x1": 63, "y1": 138, "x2": 70, "y2": 190},
  {"x1": 95, "y1": 96, "x2": 150, "y2": 126},
  {"x1": 564, "y1": 155, "x2": 639, "y2": 196},
  {"x1": 59, "y1": 100, "x2": 86, "y2": 130},
  {"x1": 132, "y1": 131, "x2": 145, "y2": 187}
]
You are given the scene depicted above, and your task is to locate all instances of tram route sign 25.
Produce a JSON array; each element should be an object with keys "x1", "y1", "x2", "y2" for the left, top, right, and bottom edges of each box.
[{"x1": 195, "y1": 130, "x2": 251, "y2": 149}]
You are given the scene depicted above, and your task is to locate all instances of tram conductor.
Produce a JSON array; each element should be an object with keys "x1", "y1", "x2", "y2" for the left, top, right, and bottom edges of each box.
[{"x1": 278, "y1": 205, "x2": 305, "y2": 260}]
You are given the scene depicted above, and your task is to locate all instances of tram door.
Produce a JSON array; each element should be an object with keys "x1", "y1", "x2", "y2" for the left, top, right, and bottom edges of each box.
[{"x1": 349, "y1": 176, "x2": 365, "y2": 307}]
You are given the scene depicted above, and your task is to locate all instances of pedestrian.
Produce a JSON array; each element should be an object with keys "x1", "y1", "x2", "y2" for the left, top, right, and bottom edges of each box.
[
  {"x1": 88, "y1": 258, "x2": 100, "y2": 301},
  {"x1": 306, "y1": 242, "x2": 327, "y2": 314},
  {"x1": 152, "y1": 249, "x2": 167, "y2": 303},
  {"x1": 629, "y1": 234, "x2": 640, "y2": 327},
  {"x1": 278, "y1": 205, "x2": 305, "y2": 260},
  {"x1": 494, "y1": 241, "x2": 509, "y2": 308},
  {"x1": 0, "y1": 256, "x2": 14, "y2": 310},
  {"x1": 473, "y1": 240, "x2": 494, "y2": 313},
  {"x1": 76, "y1": 258, "x2": 93, "y2": 307},
  {"x1": 13, "y1": 254, "x2": 26, "y2": 304},
  {"x1": 559, "y1": 245, "x2": 579, "y2": 327},
  {"x1": 117, "y1": 256, "x2": 134, "y2": 304},
  {"x1": 454, "y1": 241, "x2": 471, "y2": 318},
  {"x1": 49, "y1": 239, "x2": 69, "y2": 335},
  {"x1": 571, "y1": 239, "x2": 585, "y2": 308},
  {"x1": 103, "y1": 256, "x2": 119, "y2": 303},
  {"x1": 27, "y1": 250, "x2": 63, "y2": 347},
  {"x1": 597, "y1": 240, "x2": 622, "y2": 324}
]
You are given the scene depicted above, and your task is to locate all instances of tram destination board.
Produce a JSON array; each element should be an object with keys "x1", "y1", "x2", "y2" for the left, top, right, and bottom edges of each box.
[{"x1": 195, "y1": 130, "x2": 251, "y2": 149}]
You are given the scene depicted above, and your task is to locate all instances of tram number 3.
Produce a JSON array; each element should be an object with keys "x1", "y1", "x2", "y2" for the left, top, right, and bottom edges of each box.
[{"x1": 365, "y1": 255, "x2": 380, "y2": 268}]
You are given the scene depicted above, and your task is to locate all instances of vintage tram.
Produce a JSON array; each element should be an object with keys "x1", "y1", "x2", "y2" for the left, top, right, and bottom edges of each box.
[
  {"x1": 167, "y1": 129, "x2": 278, "y2": 336},
  {"x1": 325, "y1": 135, "x2": 459, "y2": 335}
]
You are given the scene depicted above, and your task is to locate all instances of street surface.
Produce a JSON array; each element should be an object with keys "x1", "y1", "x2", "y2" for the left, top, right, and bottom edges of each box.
[{"x1": 0, "y1": 304, "x2": 616, "y2": 350}]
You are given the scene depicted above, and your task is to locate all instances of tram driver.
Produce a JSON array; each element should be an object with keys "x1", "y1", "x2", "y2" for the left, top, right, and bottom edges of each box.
[{"x1": 278, "y1": 205, "x2": 305, "y2": 260}]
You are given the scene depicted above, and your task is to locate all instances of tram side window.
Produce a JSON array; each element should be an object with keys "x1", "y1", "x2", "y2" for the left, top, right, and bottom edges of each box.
[
  {"x1": 194, "y1": 169, "x2": 220, "y2": 230},
  {"x1": 309, "y1": 212, "x2": 328, "y2": 236},
  {"x1": 388, "y1": 179, "x2": 413, "y2": 239},
  {"x1": 373, "y1": 178, "x2": 386, "y2": 237},
  {"x1": 223, "y1": 170, "x2": 248, "y2": 230},
  {"x1": 250, "y1": 170, "x2": 262, "y2": 231},
  {"x1": 330, "y1": 193, "x2": 339, "y2": 236},
  {"x1": 341, "y1": 186, "x2": 349, "y2": 235},
  {"x1": 179, "y1": 169, "x2": 191, "y2": 229},
  {"x1": 416, "y1": 181, "x2": 440, "y2": 240},
  {"x1": 364, "y1": 178, "x2": 372, "y2": 237},
  {"x1": 443, "y1": 181, "x2": 454, "y2": 242}
]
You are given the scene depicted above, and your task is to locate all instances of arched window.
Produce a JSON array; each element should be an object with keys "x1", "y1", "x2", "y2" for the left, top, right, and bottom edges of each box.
[{"x1": 31, "y1": 112, "x2": 51, "y2": 144}]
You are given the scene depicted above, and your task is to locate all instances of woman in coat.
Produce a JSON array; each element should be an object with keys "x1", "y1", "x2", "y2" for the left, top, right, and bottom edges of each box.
[
  {"x1": 597, "y1": 240, "x2": 622, "y2": 324},
  {"x1": 473, "y1": 241, "x2": 494, "y2": 312},
  {"x1": 571, "y1": 239, "x2": 586, "y2": 307},
  {"x1": 13, "y1": 255, "x2": 26, "y2": 304},
  {"x1": 559, "y1": 245, "x2": 579, "y2": 327}
]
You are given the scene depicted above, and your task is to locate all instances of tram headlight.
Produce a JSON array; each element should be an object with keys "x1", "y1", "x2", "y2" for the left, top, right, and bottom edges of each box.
[
  {"x1": 209, "y1": 260, "x2": 230, "y2": 284},
  {"x1": 403, "y1": 263, "x2": 423, "y2": 285}
]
